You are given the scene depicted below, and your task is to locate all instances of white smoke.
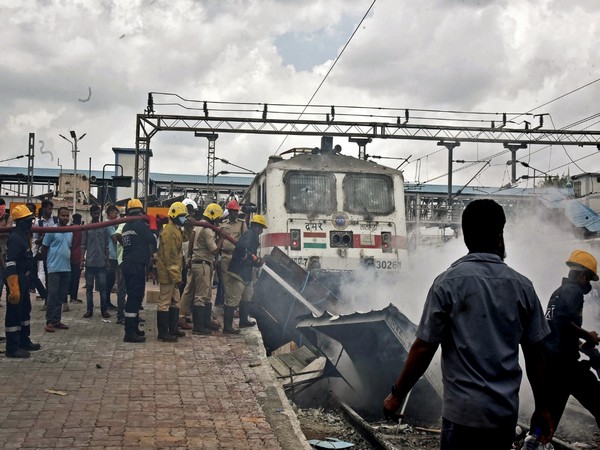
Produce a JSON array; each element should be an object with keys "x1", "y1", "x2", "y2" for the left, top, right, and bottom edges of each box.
[{"x1": 336, "y1": 205, "x2": 600, "y2": 437}]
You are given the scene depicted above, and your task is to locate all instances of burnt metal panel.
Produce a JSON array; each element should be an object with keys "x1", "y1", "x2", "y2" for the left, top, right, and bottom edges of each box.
[
  {"x1": 252, "y1": 246, "x2": 341, "y2": 353},
  {"x1": 296, "y1": 305, "x2": 443, "y2": 423}
]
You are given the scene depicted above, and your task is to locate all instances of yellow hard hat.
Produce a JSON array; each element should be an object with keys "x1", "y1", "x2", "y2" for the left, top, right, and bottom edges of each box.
[
  {"x1": 168, "y1": 201, "x2": 188, "y2": 219},
  {"x1": 203, "y1": 203, "x2": 223, "y2": 220},
  {"x1": 251, "y1": 214, "x2": 267, "y2": 228},
  {"x1": 11, "y1": 204, "x2": 34, "y2": 221},
  {"x1": 566, "y1": 250, "x2": 599, "y2": 281},
  {"x1": 127, "y1": 198, "x2": 143, "y2": 210}
]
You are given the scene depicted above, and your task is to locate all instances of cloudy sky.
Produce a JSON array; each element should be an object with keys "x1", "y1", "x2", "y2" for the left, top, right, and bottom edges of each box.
[{"x1": 2, "y1": 0, "x2": 600, "y2": 189}]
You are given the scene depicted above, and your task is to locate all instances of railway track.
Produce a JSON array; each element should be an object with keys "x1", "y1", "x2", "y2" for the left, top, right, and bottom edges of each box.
[{"x1": 334, "y1": 400, "x2": 583, "y2": 450}]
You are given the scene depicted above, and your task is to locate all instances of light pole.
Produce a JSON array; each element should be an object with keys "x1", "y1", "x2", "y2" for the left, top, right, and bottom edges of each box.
[{"x1": 59, "y1": 131, "x2": 86, "y2": 215}]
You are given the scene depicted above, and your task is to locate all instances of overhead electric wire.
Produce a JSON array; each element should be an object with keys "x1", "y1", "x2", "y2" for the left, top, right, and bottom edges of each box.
[
  {"x1": 274, "y1": 0, "x2": 377, "y2": 154},
  {"x1": 0, "y1": 155, "x2": 26, "y2": 164}
]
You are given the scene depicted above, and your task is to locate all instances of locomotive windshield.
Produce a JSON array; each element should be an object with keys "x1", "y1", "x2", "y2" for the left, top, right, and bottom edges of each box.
[
  {"x1": 344, "y1": 174, "x2": 394, "y2": 215},
  {"x1": 285, "y1": 171, "x2": 336, "y2": 213}
]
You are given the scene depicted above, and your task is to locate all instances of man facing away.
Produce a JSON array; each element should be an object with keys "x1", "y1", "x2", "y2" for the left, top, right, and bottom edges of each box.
[
  {"x1": 383, "y1": 199, "x2": 552, "y2": 450},
  {"x1": 41, "y1": 207, "x2": 71, "y2": 332},
  {"x1": 122, "y1": 199, "x2": 156, "y2": 343}
]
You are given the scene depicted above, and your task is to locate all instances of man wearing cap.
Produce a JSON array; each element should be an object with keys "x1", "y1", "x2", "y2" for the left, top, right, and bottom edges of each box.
[
  {"x1": 4, "y1": 205, "x2": 42, "y2": 358},
  {"x1": 532, "y1": 250, "x2": 600, "y2": 435}
]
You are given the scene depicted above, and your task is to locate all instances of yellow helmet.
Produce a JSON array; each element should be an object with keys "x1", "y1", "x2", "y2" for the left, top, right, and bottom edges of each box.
[
  {"x1": 566, "y1": 250, "x2": 599, "y2": 281},
  {"x1": 203, "y1": 203, "x2": 223, "y2": 220},
  {"x1": 11, "y1": 204, "x2": 34, "y2": 221},
  {"x1": 168, "y1": 202, "x2": 188, "y2": 219},
  {"x1": 251, "y1": 214, "x2": 267, "y2": 228},
  {"x1": 127, "y1": 198, "x2": 143, "y2": 210}
]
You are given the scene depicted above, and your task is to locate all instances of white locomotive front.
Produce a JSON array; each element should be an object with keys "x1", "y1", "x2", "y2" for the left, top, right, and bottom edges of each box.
[{"x1": 242, "y1": 139, "x2": 408, "y2": 291}]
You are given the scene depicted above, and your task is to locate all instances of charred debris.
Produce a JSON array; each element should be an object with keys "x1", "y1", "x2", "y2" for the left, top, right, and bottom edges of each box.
[{"x1": 252, "y1": 247, "x2": 442, "y2": 425}]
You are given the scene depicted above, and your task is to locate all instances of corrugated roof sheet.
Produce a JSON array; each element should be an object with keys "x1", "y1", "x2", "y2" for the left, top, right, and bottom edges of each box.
[
  {"x1": 0, "y1": 166, "x2": 253, "y2": 186},
  {"x1": 537, "y1": 187, "x2": 600, "y2": 233}
]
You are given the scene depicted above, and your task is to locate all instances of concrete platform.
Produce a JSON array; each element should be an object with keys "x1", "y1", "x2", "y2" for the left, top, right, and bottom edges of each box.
[{"x1": 0, "y1": 283, "x2": 311, "y2": 450}]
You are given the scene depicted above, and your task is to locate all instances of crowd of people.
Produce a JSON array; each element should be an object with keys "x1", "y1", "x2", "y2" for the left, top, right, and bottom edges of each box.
[{"x1": 0, "y1": 196, "x2": 267, "y2": 354}]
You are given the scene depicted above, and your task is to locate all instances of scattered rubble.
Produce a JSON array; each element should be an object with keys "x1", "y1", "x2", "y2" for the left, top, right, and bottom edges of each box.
[{"x1": 297, "y1": 407, "x2": 440, "y2": 450}]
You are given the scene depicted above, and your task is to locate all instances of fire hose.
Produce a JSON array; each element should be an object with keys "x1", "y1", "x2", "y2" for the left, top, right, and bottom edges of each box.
[{"x1": 0, "y1": 215, "x2": 241, "y2": 251}]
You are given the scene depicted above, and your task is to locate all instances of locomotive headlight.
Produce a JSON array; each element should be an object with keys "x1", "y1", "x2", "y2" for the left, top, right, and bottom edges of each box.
[
  {"x1": 330, "y1": 231, "x2": 353, "y2": 248},
  {"x1": 381, "y1": 231, "x2": 392, "y2": 253}
]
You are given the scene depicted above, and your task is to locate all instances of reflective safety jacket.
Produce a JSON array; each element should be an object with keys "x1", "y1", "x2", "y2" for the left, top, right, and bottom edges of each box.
[{"x1": 5, "y1": 227, "x2": 34, "y2": 280}]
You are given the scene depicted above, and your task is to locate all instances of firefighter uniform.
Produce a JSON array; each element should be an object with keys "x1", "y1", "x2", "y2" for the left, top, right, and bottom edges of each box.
[
  {"x1": 122, "y1": 199, "x2": 157, "y2": 343},
  {"x1": 155, "y1": 202, "x2": 188, "y2": 342},
  {"x1": 224, "y1": 215, "x2": 267, "y2": 333},
  {"x1": 220, "y1": 218, "x2": 247, "y2": 308},
  {"x1": 4, "y1": 205, "x2": 40, "y2": 357},
  {"x1": 180, "y1": 203, "x2": 222, "y2": 335}
]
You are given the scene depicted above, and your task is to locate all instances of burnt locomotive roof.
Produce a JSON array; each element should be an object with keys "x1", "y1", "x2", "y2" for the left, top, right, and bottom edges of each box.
[{"x1": 267, "y1": 152, "x2": 403, "y2": 176}]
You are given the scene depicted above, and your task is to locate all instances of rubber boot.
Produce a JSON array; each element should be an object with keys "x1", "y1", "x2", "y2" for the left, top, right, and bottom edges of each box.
[
  {"x1": 136, "y1": 315, "x2": 145, "y2": 337},
  {"x1": 6, "y1": 348, "x2": 30, "y2": 358},
  {"x1": 223, "y1": 305, "x2": 240, "y2": 334},
  {"x1": 169, "y1": 307, "x2": 185, "y2": 337},
  {"x1": 192, "y1": 305, "x2": 211, "y2": 335},
  {"x1": 124, "y1": 317, "x2": 146, "y2": 343},
  {"x1": 178, "y1": 316, "x2": 192, "y2": 330},
  {"x1": 20, "y1": 340, "x2": 42, "y2": 351},
  {"x1": 206, "y1": 302, "x2": 221, "y2": 330},
  {"x1": 157, "y1": 311, "x2": 177, "y2": 342},
  {"x1": 238, "y1": 301, "x2": 256, "y2": 328}
]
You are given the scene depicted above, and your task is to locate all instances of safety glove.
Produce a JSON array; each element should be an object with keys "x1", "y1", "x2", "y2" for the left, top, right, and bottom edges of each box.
[{"x1": 7, "y1": 274, "x2": 21, "y2": 304}]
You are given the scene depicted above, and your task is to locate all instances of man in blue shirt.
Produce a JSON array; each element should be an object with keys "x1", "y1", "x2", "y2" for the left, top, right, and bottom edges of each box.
[
  {"x1": 41, "y1": 207, "x2": 72, "y2": 332},
  {"x1": 383, "y1": 199, "x2": 552, "y2": 450}
]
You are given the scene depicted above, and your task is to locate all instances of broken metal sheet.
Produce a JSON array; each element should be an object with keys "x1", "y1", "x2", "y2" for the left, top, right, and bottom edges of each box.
[
  {"x1": 308, "y1": 437, "x2": 354, "y2": 449},
  {"x1": 253, "y1": 247, "x2": 341, "y2": 353},
  {"x1": 296, "y1": 304, "x2": 443, "y2": 423}
]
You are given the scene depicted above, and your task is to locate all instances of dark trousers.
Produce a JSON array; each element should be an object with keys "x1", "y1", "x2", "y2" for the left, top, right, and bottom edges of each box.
[
  {"x1": 29, "y1": 269, "x2": 47, "y2": 300},
  {"x1": 440, "y1": 418, "x2": 515, "y2": 450},
  {"x1": 69, "y1": 263, "x2": 81, "y2": 299},
  {"x1": 179, "y1": 263, "x2": 188, "y2": 297},
  {"x1": 106, "y1": 259, "x2": 118, "y2": 305},
  {"x1": 547, "y1": 355, "x2": 600, "y2": 428},
  {"x1": 85, "y1": 266, "x2": 107, "y2": 313},
  {"x1": 123, "y1": 262, "x2": 145, "y2": 334},
  {"x1": 116, "y1": 264, "x2": 127, "y2": 321},
  {"x1": 46, "y1": 272, "x2": 70, "y2": 325},
  {"x1": 5, "y1": 276, "x2": 32, "y2": 353}
]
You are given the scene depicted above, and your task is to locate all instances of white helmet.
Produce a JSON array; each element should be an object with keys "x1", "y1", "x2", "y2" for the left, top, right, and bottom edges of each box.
[{"x1": 182, "y1": 198, "x2": 198, "y2": 210}]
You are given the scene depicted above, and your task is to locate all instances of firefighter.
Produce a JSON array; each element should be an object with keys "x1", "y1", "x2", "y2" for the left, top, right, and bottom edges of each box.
[
  {"x1": 218, "y1": 200, "x2": 251, "y2": 333},
  {"x1": 182, "y1": 203, "x2": 222, "y2": 335},
  {"x1": 4, "y1": 204, "x2": 42, "y2": 358},
  {"x1": 122, "y1": 199, "x2": 157, "y2": 343},
  {"x1": 154, "y1": 201, "x2": 188, "y2": 342},
  {"x1": 529, "y1": 250, "x2": 600, "y2": 437},
  {"x1": 225, "y1": 214, "x2": 267, "y2": 334}
]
